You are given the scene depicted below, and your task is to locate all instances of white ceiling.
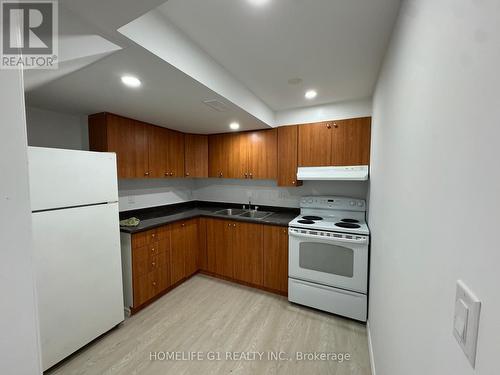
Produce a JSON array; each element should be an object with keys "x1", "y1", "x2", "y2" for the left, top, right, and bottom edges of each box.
[
  {"x1": 25, "y1": 0, "x2": 400, "y2": 133},
  {"x1": 26, "y1": 46, "x2": 268, "y2": 134},
  {"x1": 160, "y1": 0, "x2": 401, "y2": 111}
]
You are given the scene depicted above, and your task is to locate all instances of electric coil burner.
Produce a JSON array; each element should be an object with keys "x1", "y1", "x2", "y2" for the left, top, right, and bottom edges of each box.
[
  {"x1": 302, "y1": 216, "x2": 323, "y2": 221},
  {"x1": 335, "y1": 222, "x2": 361, "y2": 229},
  {"x1": 297, "y1": 219, "x2": 315, "y2": 224}
]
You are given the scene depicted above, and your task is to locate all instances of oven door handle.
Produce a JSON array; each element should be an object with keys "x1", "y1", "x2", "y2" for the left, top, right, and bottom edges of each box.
[{"x1": 289, "y1": 230, "x2": 368, "y2": 244}]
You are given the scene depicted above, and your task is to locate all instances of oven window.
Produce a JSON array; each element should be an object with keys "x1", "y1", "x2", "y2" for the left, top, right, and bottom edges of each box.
[{"x1": 299, "y1": 242, "x2": 354, "y2": 277}]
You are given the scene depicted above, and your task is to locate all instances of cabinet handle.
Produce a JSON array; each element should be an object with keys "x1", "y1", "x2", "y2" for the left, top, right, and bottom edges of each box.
[
  {"x1": 151, "y1": 233, "x2": 155, "y2": 238},
  {"x1": 181, "y1": 223, "x2": 185, "y2": 227},
  {"x1": 145, "y1": 171, "x2": 150, "y2": 176},
  {"x1": 244, "y1": 173, "x2": 248, "y2": 178},
  {"x1": 151, "y1": 248, "x2": 155, "y2": 252},
  {"x1": 186, "y1": 172, "x2": 190, "y2": 177},
  {"x1": 152, "y1": 262, "x2": 156, "y2": 267},
  {"x1": 152, "y1": 281, "x2": 157, "y2": 287},
  {"x1": 164, "y1": 172, "x2": 169, "y2": 176},
  {"x1": 228, "y1": 223, "x2": 231, "y2": 227},
  {"x1": 333, "y1": 122, "x2": 338, "y2": 128},
  {"x1": 233, "y1": 224, "x2": 236, "y2": 227},
  {"x1": 249, "y1": 173, "x2": 253, "y2": 179},
  {"x1": 219, "y1": 172, "x2": 223, "y2": 178},
  {"x1": 170, "y1": 172, "x2": 174, "y2": 176},
  {"x1": 326, "y1": 123, "x2": 331, "y2": 129},
  {"x1": 292, "y1": 180, "x2": 296, "y2": 185}
]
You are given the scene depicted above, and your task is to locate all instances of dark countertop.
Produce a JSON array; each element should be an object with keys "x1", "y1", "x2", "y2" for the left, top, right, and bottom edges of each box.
[{"x1": 119, "y1": 201, "x2": 299, "y2": 234}]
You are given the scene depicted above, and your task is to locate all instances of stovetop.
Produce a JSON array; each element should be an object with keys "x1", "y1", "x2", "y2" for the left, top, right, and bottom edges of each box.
[{"x1": 288, "y1": 196, "x2": 370, "y2": 236}]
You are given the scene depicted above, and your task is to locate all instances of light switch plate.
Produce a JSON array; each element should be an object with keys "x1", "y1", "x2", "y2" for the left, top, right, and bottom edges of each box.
[{"x1": 453, "y1": 280, "x2": 481, "y2": 368}]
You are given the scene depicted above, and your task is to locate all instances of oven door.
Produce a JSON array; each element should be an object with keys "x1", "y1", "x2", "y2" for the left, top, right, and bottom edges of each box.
[{"x1": 289, "y1": 228, "x2": 369, "y2": 293}]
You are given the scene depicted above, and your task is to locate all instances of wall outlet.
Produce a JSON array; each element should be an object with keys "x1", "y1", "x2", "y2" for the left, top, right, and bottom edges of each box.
[{"x1": 453, "y1": 280, "x2": 481, "y2": 368}]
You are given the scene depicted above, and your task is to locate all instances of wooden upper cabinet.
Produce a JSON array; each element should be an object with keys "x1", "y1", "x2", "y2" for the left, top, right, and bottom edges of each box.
[
  {"x1": 208, "y1": 134, "x2": 229, "y2": 178},
  {"x1": 297, "y1": 117, "x2": 372, "y2": 167},
  {"x1": 263, "y1": 225, "x2": 288, "y2": 294},
  {"x1": 331, "y1": 117, "x2": 371, "y2": 166},
  {"x1": 89, "y1": 113, "x2": 149, "y2": 178},
  {"x1": 185, "y1": 134, "x2": 208, "y2": 178},
  {"x1": 233, "y1": 222, "x2": 263, "y2": 286},
  {"x1": 277, "y1": 126, "x2": 301, "y2": 187},
  {"x1": 298, "y1": 122, "x2": 332, "y2": 167},
  {"x1": 247, "y1": 129, "x2": 277, "y2": 180},
  {"x1": 228, "y1": 133, "x2": 248, "y2": 179},
  {"x1": 166, "y1": 129, "x2": 185, "y2": 178},
  {"x1": 148, "y1": 126, "x2": 169, "y2": 178}
]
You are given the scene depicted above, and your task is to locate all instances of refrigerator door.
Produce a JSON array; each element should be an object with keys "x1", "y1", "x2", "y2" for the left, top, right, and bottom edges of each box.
[
  {"x1": 32, "y1": 202, "x2": 124, "y2": 370},
  {"x1": 28, "y1": 147, "x2": 118, "y2": 211}
]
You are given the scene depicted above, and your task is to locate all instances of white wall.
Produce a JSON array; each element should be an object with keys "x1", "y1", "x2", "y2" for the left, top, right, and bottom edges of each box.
[
  {"x1": 26, "y1": 106, "x2": 88, "y2": 150},
  {"x1": 368, "y1": 1, "x2": 500, "y2": 374},
  {"x1": 275, "y1": 97, "x2": 372, "y2": 126},
  {"x1": 194, "y1": 179, "x2": 367, "y2": 208},
  {"x1": 118, "y1": 178, "x2": 195, "y2": 211},
  {"x1": 0, "y1": 66, "x2": 42, "y2": 373}
]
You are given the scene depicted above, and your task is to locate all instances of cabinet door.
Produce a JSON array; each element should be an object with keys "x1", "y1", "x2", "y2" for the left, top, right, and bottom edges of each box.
[
  {"x1": 198, "y1": 218, "x2": 208, "y2": 271},
  {"x1": 148, "y1": 125, "x2": 169, "y2": 178},
  {"x1": 166, "y1": 130, "x2": 185, "y2": 178},
  {"x1": 227, "y1": 133, "x2": 248, "y2": 179},
  {"x1": 184, "y1": 219, "x2": 199, "y2": 277},
  {"x1": 277, "y1": 126, "x2": 301, "y2": 186},
  {"x1": 297, "y1": 122, "x2": 332, "y2": 167},
  {"x1": 263, "y1": 225, "x2": 288, "y2": 294},
  {"x1": 208, "y1": 134, "x2": 229, "y2": 178},
  {"x1": 207, "y1": 219, "x2": 233, "y2": 278},
  {"x1": 247, "y1": 129, "x2": 277, "y2": 180},
  {"x1": 170, "y1": 222, "x2": 186, "y2": 285},
  {"x1": 233, "y1": 222, "x2": 263, "y2": 285},
  {"x1": 185, "y1": 134, "x2": 208, "y2": 178},
  {"x1": 106, "y1": 114, "x2": 149, "y2": 178},
  {"x1": 331, "y1": 117, "x2": 371, "y2": 166}
]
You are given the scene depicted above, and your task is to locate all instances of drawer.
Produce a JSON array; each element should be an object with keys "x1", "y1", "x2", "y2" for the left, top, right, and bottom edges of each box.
[
  {"x1": 132, "y1": 226, "x2": 169, "y2": 248},
  {"x1": 133, "y1": 248, "x2": 168, "y2": 277},
  {"x1": 133, "y1": 266, "x2": 170, "y2": 307}
]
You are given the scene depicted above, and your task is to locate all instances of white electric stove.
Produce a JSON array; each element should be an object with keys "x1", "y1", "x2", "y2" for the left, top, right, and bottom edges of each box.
[{"x1": 288, "y1": 196, "x2": 370, "y2": 322}]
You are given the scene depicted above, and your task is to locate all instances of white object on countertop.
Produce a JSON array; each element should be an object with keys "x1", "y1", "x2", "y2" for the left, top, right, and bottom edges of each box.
[
  {"x1": 28, "y1": 147, "x2": 124, "y2": 371},
  {"x1": 297, "y1": 165, "x2": 369, "y2": 181}
]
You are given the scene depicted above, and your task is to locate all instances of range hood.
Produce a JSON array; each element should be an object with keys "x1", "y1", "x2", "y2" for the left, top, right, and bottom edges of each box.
[{"x1": 297, "y1": 165, "x2": 369, "y2": 181}]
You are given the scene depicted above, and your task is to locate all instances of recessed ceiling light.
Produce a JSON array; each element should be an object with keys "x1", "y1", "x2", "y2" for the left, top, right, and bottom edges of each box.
[
  {"x1": 121, "y1": 75, "x2": 141, "y2": 88},
  {"x1": 247, "y1": 0, "x2": 270, "y2": 6},
  {"x1": 229, "y1": 122, "x2": 240, "y2": 130},
  {"x1": 305, "y1": 90, "x2": 317, "y2": 99}
]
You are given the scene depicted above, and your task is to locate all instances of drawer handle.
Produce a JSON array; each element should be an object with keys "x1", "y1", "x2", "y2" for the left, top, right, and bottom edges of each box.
[
  {"x1": 152, "y1": 281, "x2": 157, "y2": 287},
  {"x1": 152, "y1": 262, "x2": 156, "y2": 267},
  {"x1": 151, "y1": 248, "x2": 155, "y2": 252}
]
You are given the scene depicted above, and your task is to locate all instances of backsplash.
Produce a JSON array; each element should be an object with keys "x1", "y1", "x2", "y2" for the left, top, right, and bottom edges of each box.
[
  {"x1": 118, "y1": 178, "x2": 368, "y2": 211},
  {"x1": 193, "y1": 179, "x2": 368, "y2": 208},
  {"x1": 118, "y1": 178, "x2": 195, "y2": 211}
]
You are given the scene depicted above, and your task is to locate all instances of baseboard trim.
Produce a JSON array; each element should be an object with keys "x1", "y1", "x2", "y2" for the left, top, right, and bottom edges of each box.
[{"x1": 367, "y1": 320, "x2": 376, "y2": 375}]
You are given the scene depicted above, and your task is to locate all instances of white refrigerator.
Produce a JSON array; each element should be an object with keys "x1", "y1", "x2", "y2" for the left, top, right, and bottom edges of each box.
[{"x1": 28, "y1": 147, "x2": 124, "y2": 371}]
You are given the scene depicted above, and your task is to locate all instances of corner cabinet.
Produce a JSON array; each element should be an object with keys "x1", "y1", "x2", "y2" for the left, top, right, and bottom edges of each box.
[
  {"x1": 88, "y1": 113, "x2": 185, "y2": 179},
  {"x1": 298, "y1": 117, "x2": 371, "y2": 167},
  {"x1": 185, "y1": 134, "x2": 208, "y2": 178}
]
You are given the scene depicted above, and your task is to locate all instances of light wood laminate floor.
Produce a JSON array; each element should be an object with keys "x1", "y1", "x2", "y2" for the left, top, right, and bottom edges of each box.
[{"x1": 47, "y1": 275, "x2": 371, "y2": 375}]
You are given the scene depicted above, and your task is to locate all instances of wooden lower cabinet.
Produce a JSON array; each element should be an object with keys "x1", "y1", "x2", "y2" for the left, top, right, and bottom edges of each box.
[
  {"x1": 131, "y1": 227, "x2": 171, "y2": 309},
  {"x1": 170, "y1": 219, "x2": 199, "y2": 285},
  {"x1": 263, "y1": 225, "x2": 289, "y2": 294},
  {"x1": 207, "y1": 219, "x2": 234, "y2": 278},
  {"x1": 233, "y1": 222, "x2": 263, "y2": 285},
  {"x1": 127, "y1": 217, "x2": 288, "y2": 314}
]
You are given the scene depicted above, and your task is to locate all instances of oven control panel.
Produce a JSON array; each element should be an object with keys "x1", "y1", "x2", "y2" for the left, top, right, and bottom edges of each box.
[{"x1": 300, "y1": 196, "x2": 366, "y2": 211}]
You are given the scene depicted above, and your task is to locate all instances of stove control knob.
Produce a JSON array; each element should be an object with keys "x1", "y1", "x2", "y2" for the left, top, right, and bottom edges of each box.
[
  {"x1": 350, "y1": 201, "x2": 355, "y2": 206},
  {"x1": 358, "y1": 202, "x2": 364, "y2": 207}
]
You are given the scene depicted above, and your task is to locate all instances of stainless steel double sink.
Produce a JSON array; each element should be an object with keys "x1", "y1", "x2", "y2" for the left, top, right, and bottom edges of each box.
[{"x1": 214, "y1": 208, "x2": 273, "y2": 220}]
